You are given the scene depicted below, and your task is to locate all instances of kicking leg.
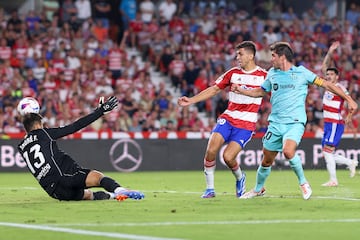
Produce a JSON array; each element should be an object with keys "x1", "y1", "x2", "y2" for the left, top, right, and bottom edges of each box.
[
  {"x1": 333, "y1": 154, "x2": 358, "y2": 178},
  {"x1": 86, "y1": 170, "x2": 144, "y2": 200},
  {"x1": 255, "y1": 148, "x2": 277, "y2": 192},
  {"x1": 240, "y1": 148, "x2": 276, "y2": 199},
  {"x1": 283, "y1": 139, "x2": 312, "y2": 200},
  {"x1": 223, "y1": 141, "x2": 245, "y2": 197}
]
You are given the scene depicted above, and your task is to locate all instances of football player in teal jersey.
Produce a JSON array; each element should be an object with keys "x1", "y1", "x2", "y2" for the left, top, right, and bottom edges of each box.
[{"x1": 232, "y1": 42, "x2": 358, "y2": 200}]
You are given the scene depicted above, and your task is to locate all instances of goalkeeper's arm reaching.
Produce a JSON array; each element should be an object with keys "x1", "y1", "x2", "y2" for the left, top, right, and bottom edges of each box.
[{"x1": 45, "y1": 96, "x2": 118, "y2": 139}]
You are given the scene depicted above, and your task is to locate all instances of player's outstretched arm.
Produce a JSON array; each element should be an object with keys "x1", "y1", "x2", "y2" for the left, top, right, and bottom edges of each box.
[
  {"x1": 316, "y1": 79, "x2": 358, "y2": 114},
  {"x1": 177, "y1": 86, "x2": 221, "y2": 107},
  {"x1": 231, "y1": 84, "x2": 266, "y2": 97},
  {"x1": 177, "y1": 96, "x2": 192, "y2": 107},
  {"x1": 47, "y1": 96, "x2": 119, "y2": 139}
]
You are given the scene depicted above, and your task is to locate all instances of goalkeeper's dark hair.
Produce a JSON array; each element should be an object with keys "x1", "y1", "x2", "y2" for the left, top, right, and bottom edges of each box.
[
  {"x1": 236, "y1": 41, "x2": 256, "y2": 57},
  {"x1": 22, "y1": 113, "x2": 43, "y2": 133},
  {"x1": 270, "y1": 41, "x2": 294, "y2": 62}
]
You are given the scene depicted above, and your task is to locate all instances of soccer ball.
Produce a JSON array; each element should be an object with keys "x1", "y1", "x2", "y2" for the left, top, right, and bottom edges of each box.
[{"x1": 17, "y1": 97, "x2": 40, "y2": 116}]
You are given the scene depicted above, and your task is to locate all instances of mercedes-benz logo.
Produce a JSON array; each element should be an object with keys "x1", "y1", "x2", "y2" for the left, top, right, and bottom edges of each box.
[{"x1": 109, "y1": 139, "x2": 143, "y2": 172}]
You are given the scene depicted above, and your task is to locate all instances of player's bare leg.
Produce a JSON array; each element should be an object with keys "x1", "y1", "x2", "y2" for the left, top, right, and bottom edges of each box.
[
  {"x1": 82, "y1": 189, "x2": 93, "y2": 200},
  {"x1": 84, "y1": 171, "x2": 114, "y2": 200},
  {"x1": 255, "y1": 149, "x2": 276, "y2": 191},
  {"x1": 86, "y1": 170, "x2": 104, "y2": 187},
  {"x1": 333, "y1": 154, "x2": 358, "y2": 178},
  {"x1": 202, "y1": 132, "x2": 224, "y2": 198},
  {"x1": 240, "y1": 148, "x2": 277, "y2": 199},
  {"x1": 223, "y1": 141, "x2": 246, "y2": 197},
  {"x1": 86, "y1": 170, "x2": 144, "y2": 200},
  {"x1": 284, "y1": 139, "x2": 312, "y2": 200}
]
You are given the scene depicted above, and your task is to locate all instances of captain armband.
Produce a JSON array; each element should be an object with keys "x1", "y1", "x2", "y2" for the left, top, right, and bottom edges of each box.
[{"x1": 313, "y1": 77, "x2": 324, "y2": 87}]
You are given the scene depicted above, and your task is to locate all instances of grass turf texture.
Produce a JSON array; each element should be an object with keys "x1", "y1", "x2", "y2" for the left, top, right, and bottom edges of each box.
[{"x1": 0, "y1": 170, "x2": 360, "y2": 240}]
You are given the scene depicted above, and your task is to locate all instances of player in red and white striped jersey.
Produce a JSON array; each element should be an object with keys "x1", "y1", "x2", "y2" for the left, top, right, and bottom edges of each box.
[
  {"x1": 13, "y1": 37, "x2": 28, "y2": 60},
  {"x1": 0, "y1": 38, "x2": 11, "y2": 60},
  {"x1": 108, "y1": 34, "x2": 127, "y2": 80},
  {"x1": 178, "y1": 41, "x2": 267, "y2": 198},
  {"x1": 321, "y1": 41, "x2": 358, "y2": 187}
]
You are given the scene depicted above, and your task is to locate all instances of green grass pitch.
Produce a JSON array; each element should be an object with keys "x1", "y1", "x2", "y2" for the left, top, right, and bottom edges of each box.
[{"x1": 1, "y1": 169, "x2": 360, "y2": 240}]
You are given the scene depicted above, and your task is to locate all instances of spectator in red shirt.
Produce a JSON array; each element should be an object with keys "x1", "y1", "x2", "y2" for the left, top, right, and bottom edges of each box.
[
  {"x1": 169, "y1": 14, "x2": 185, "y2": 33},
  {"x1": 128, "y1": 13, "x2": 143, "y2": 49},
  {"x1": 13, "y1": 37, "x2": 28, "y2": 60},
  {"x1": 9, "y1": 50, "x2": 21, "y2": 68},
  {"x1": 0, "y1": 38, "x2": 12, "y2": 60}
]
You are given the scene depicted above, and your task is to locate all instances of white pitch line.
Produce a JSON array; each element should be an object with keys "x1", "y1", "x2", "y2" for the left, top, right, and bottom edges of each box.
[
  {"x1": 1, "y1": 188, "x2": 359, "y2": 201},
  {"x1": 145, "y1": 190, "x2": 360, "y2": 201},
  {"x1": 267, "y1": 195, "x2": 360, "y2": 201},
  {"x1": 47, "y1": 218, "x2": 360, "y2": 227},
  {"x1": 0, "y1": 222, "x2": 183, "y2": 240},
  {"x1": 0, "y1": 187, "x2": 38, "y2": 190}
]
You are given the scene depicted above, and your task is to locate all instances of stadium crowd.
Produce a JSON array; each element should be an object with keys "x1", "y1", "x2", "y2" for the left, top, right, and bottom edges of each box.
[{"x1": 1, "y1": 0, "x2": 360, "y2": 136}]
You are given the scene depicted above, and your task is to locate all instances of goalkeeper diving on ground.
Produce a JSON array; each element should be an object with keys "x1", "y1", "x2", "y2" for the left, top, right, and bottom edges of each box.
[{"x1": 18, "y1": 96, "x2": 144, "y2": 201}]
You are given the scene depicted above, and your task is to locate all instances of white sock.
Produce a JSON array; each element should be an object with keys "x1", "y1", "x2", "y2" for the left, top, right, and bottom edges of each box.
[
  {"x1": 231, "y1": 162, "x2": 243, "y2": 180},
  {"x1": 323, "y1": 151, "x2": 337, "y2": 182},
  {"x1": 204, "y1": 168, "x2": 215, "y2": 189},
  {"x1": 334, "y1": 154, "x2": 352, "y2": 166},
  {"x1": 114, "y1": 187, "x2": 126, "y2": 194},
  {"x1": 204, "y1": 159, "x2": 216, "y2": 189},
  {"x1": 108, "y1": 192, "x2": 115, "y2": 199}
]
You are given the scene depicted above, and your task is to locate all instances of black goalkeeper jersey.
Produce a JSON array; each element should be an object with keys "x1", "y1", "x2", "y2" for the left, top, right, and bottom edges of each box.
[{"x1": 18, "y1": 108, "x2": 103, "y2": 194}]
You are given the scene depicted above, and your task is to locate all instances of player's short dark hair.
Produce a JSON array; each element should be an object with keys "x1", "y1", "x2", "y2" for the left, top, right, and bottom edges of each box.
[
  {"x1": 236, "y1": 41, "x2": 256, "y2": 56},
  {"x1": 326, "y1": 67, "x2": 339, "y2": 75},
  {"x1": 270, "y1": 41, "x2": 294, "y2": 62},
  {"x1": 22, "y1": 113, "x2": 42, "y2": 133}
]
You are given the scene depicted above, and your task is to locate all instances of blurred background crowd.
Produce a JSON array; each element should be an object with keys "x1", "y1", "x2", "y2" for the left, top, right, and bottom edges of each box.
[{"x1": 1, "y1": 0, "x2": 360, "y2": 136}]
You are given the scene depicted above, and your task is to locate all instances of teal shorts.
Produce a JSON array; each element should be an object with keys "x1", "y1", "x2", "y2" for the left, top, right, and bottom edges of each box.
[{"x1": 262, "y1": 122, "x2": 305, "y2": 152}]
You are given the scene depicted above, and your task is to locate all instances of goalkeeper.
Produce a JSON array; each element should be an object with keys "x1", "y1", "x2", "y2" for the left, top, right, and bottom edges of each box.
[{"x1": 18, "y1": 96, "x2": 144, "y2": 201}]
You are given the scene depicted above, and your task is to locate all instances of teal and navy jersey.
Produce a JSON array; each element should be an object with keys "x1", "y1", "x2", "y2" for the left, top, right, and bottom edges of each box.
[{"x1": 261, "y1": 65, "x2": 316, "y2": 124}]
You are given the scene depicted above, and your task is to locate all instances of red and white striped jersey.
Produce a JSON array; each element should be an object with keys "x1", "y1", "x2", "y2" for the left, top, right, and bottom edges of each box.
[
  {"x1": 15, "y1": 46, "x2": 27, "y2": 59},
  {"x1": 47, "y1": 66, "x2": 59, "y2": 77},
  {"x1": 169, "y1": 59, "x2": 186, "y2": 76},
  {"x1": 53, "y1": 59, "x2": 65, "y2": 71},
  {"x1": 62, "y1": 68, "x2": 75, "y2": 82},
  {"x1": 215, "y1": 66, "x2": 267, "y2": 130},
  {"x1": 108, "y1": 49, "x2": 126, "y2": 71},
  {"x1": 323, "y1": 82, "x2": 347, "y2": 124},
  {"x1": 0, "y1": 46, "x2": 11, "y2": 59},
  {"x1": 43, "y1": 80, "x2": 57, "y2": 93},
  {"x1": 116, "y1": 77, "x2": 133, "y2": 90}
]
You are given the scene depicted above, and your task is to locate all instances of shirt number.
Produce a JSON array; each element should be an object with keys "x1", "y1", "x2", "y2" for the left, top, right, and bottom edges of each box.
[{"x1": 23, "y1": 144, "x2": 46, "y2": 174}]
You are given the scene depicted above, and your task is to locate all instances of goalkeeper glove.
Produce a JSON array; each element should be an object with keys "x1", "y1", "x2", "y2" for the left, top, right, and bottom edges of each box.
[
  {"x1": 100, "y1": 96, "x2": 118, "y2": 114},
  {"x1": 98, "y1": 96, "x2": 105, "y2": 107}
]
